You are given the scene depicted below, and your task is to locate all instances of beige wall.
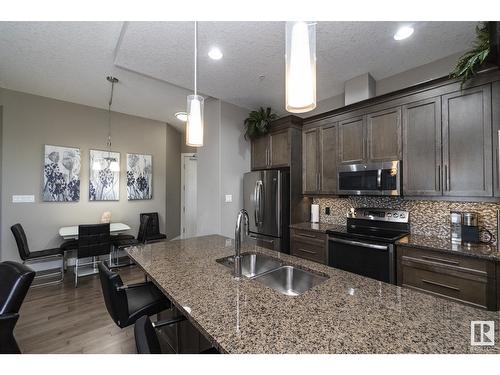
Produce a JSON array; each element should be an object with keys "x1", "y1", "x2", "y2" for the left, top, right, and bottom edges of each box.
[
  {"x1": 220, "y1": 101, "x2": 251, "y2": 238},
  {"x1": 195, "y1": 99, "x2": 251, "y2": 238},
  {"x1": 165, "y1": 124, "x2": 181, "y2": 239},
  {"x1": 0, "y1": 88, "x2": 181, "y2": 262}
]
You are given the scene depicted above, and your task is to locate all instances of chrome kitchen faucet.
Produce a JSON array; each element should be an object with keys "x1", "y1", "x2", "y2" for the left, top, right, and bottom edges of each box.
[{"x1": 234, "y1": 209, "x2": 249, "y2": 279}]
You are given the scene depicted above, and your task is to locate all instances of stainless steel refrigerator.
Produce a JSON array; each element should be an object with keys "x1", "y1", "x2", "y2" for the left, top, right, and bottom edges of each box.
[{"x1": 243, "y1": 169, "x2": 290, "y2": 253}]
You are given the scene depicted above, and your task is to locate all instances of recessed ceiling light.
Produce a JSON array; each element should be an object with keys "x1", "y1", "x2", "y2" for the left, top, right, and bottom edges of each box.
[
  {"x1": 394, "y1": 26, "x2": 414, "y2": 41},
  {"x1": 208, "y1": 47, "x2": 223, "y2": 60},
  {"x1": 175, "y1": 111, "x2": 188, "y2": 122}
]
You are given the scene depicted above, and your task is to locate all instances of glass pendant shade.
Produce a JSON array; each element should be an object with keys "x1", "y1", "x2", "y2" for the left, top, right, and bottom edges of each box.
[
  {"x1": 285, "y1": 21, "x2": 317, "y2": 113},
  {"x1": 186, "y1": 94, "x2": 204, "y2": 147}
]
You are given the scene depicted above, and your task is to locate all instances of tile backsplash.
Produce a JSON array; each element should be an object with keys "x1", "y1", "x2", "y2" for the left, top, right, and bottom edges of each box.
[{"x1": 313, "y1": 197, "x2": 500, "y2": 243}]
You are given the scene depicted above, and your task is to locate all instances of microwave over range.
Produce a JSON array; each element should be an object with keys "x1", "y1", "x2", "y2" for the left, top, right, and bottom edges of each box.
[{"x1": 337, "y1": 160, "x2": 401, "y2": 196}]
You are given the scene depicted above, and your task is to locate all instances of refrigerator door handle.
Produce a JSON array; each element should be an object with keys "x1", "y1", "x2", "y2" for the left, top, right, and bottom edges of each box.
[
  {"x1": 254, "y1": 180, "x2": 263, "y2": 226},
  {"x1": 253, "y1": 181, "x2": 259, "y2": 226}
]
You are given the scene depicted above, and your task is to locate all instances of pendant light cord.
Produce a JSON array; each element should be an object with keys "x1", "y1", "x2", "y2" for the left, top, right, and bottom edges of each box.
[
  {"x1": 105, "y1": 76, "x2": 119, "y2": 161},
  {"x1": 107, "y1": 79, "x2": 115, "y2": 150},
  {"x1": 194, "y1": 21, "x2": 198, "y2": 96}
]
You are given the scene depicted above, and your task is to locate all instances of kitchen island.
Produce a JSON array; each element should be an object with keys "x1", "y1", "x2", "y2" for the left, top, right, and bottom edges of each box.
[{"x1": 127, "y1": 235, "x2": 499, "y2": 354}]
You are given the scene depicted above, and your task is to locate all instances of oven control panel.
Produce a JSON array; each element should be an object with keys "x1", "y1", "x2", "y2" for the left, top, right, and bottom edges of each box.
[{"x1": 351, "y1": 208, "x2": 409, "y2": 223}]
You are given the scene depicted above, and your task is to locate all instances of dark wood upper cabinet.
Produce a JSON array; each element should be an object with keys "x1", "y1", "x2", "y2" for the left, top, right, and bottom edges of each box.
[
  {"x1": 251, "y1": 116, "x2": 302, "y2": 171},
  {"x1": 442, "y1": 84, "x2": 493, "y2": 197},
  {"x1": 366, "y1": 107, "x2": 402, "y2": 162},
  {"x1": 302, "y1": 123, "x2": 338, "y2": 194},
  {"x1": 403, "y1": 97, "x2": 442, "y2": 196},
  {"x1": 338, "y1": 116, "x2": 365, "y2": 164},
  {"x1": 251, "y1": 135, "x2": 269, "y2": 170},
  {"x1": 319, "y1": 124, "x2": 338, "y2": 194},
  {"x1": 302, "y1": 128, "x2": 319, "y2": 194},
  {"x1": 269, "y1": 130, "x2": 290, "y2": 167}
]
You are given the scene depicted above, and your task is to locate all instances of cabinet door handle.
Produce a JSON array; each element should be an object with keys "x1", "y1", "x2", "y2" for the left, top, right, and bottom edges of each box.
[
  {"x1": 298, "y1": 248, "x2": 317, "y2": 255},
  {"x1": 421, "y1": 255, "x2": 460, "y2": 266},
  {"x1": 249, "y1": 234, "x2": 274, "y2": 244},
  {"x1": 444, "y1": 165, "x2": 448, "y2": 191},
  {"x1": 296, "y1": 233, "x2": 317, "y2": 239},
  {"x1": 437, "y1": 165, "x2": 441, "y2": 191},
  {"x1": 422, "y1": 279, "x2": 460, "y2": 292},
  {"x1": 496, "y1": 132, "x2": 499, "y2": 189}
]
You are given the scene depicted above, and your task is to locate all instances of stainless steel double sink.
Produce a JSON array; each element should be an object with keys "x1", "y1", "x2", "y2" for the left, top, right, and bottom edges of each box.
[{"x1": 216, "y1": 253, "x2": 328, "y2": 296}]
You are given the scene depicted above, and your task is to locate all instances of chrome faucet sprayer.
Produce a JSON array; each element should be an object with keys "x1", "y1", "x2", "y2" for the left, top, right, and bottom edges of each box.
[{"x1": 234, "y1": 209, "x2": 249, "y2": 279}]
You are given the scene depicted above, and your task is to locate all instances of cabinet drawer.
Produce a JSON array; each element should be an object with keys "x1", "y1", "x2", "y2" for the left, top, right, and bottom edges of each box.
[
  {"x1": 401, "y1": 265, "x2": 489, "y2": 309},
  {"x1": 399, "y1": 246, "x2": 492, "y2": 275},
  {"x1": 291, "y1": 238, "x2": 326, "y2": 264},
  {"x1": 291, "y1": 229, "x2": 326, "y2": 242}
]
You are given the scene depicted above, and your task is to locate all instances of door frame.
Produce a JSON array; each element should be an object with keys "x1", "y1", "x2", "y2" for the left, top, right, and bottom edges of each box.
[{"x1": 180, "y1": 153, "x2": 197, "y2": 239}]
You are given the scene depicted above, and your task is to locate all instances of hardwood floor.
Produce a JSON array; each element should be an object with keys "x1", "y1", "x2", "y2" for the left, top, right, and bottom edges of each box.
[{"x1": 15, "y1": 265, "x2": 145, "y2": 354}]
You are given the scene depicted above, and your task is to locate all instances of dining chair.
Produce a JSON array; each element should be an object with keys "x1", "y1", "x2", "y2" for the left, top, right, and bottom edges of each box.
[
  {"x1": 10, "y1": 223, "x2": 64, "y2": 286},
  {"x1": 0, "y1": 261, "x2": 35, "y2": 354},
  {"x1": 140, "y1": 212, "x2": 167, "y2": 242},
  {"x1": 75, "y1": 223, "x2": 111, "y2": 288},
  {"x1": 112, "y1": 214, "x2": 150, "y2": 249},
  {"x1": 98, "y1": 262, "x2": 171, "y2": 329}
]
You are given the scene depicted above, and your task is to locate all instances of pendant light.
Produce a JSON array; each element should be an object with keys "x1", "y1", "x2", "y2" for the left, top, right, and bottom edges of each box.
[
  {"x1": 93, "y1": 76, "x2": 120, "y2": 171},
  {"x1": 285, "y1": 21, "x2": 317, "y2": 113},
  {"x1": 186, "y1": 21, "x2": 204, "y2": 147}
]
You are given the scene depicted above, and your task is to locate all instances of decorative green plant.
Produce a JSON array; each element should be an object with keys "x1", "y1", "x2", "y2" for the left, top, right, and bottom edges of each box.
[
  {"x1": 243, "y1": 107, "x2": 278, "y2": 140},
  {"x1": 450, "y1": 22, "x2": 491, "y2": 87}
]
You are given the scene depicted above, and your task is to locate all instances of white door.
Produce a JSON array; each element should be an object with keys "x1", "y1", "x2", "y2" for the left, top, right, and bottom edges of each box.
[{"x1": 181, "y1": 153, "x2": 197, "y2": 238}]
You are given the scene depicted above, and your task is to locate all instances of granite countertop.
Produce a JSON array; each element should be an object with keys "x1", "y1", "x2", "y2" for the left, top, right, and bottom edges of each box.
[
  {"x1": 127, "y1": 235, "x2": 499, "y2": 354},
  {"x1": 290, "y1": 222, "x2": 346, "y2": 233},
  {"x1": 397, "y1": 234, "x2": 500, "y2": 262}
]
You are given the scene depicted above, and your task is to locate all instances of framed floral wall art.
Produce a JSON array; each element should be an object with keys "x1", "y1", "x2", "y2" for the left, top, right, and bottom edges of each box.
[
  {"x1": 89, "y1": 149, "x2": 120, "y2": 201},
  {"x1": 43, "y1": 145, "x2": 81, "y2": 202},
  {"x1": 127, "y1": 153, "x2": 152, "y2": 200}
]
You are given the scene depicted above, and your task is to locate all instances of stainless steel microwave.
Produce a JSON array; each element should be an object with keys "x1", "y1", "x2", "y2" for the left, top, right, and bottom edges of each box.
[{"x1": 337, "y1": 161, "x2": 401, "y2": 196}]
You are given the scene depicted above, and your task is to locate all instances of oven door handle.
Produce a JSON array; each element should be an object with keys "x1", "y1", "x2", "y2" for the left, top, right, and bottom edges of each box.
[{"x1": 329, "y1": 237, "x2": 389, "y2": 251}]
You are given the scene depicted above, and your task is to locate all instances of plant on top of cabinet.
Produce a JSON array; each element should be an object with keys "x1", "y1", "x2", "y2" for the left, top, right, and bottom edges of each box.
[
  {"x1": 450, "y1": 22, "x2": 493, "y2": 87},
  {"x1": 243, "y1": 107, "x2": 278, "y2": 140}
]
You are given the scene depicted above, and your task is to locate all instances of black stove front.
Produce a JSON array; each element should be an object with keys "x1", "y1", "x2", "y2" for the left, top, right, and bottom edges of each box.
[{"x1": 326, "y1": 208, "x2": 410, "y2": 284}]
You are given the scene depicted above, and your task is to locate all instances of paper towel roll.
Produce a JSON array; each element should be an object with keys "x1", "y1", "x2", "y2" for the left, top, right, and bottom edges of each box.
[{"x1": 311, "y1": 204, "x2": 320, "y2": 223}]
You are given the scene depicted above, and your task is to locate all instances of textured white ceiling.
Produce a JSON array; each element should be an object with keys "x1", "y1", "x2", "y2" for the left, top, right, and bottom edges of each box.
[
  {"x1": 0, "y1": 21, "x2": 191, "y2": 131},
  {"x1": 116, "y1": 21, "x2": 477, "y2": 113},
  {"x1": 0, "y1": 21, "x2": 477, "y2": 129}
]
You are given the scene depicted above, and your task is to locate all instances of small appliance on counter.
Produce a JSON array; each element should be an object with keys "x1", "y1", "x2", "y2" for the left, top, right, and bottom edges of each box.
[
  {"x1": 452, "y1": 211, "x2": 494, "y2": 246},
  {"x1": 461, "y1": 212, "x2": 480, "y2": 245},
  {"x1": 311, "y1": 204, "x2": 320, "y2": 223}
]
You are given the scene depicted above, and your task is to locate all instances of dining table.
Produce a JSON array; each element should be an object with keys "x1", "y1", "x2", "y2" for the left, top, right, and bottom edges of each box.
[{"x1": 58, "y1": 222, "x2": 131, "y2": 239}]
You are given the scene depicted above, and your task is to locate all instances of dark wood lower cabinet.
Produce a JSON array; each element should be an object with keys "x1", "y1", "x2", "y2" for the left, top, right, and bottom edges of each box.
[
  {"x1": 397, "y1": 246, "x2": 498, "y2": 311},
  {"x1": 157, "y1": 307, "x2": 213, "y2": 353},
  {"x1": 290, "y1": 229, "x2": 327, "y2": 264}
]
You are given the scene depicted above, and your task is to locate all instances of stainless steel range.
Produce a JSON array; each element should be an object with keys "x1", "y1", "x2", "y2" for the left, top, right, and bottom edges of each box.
[{"x1": 326, "y1": 208, "x2": 410, "y2": 284}]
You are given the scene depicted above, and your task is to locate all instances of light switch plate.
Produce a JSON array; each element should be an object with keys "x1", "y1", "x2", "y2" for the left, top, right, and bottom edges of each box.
[
  {"x1": 12, "y1": 195, "x2": 35, "y2": 203},
  {"x1": 224, "y1": 194, "x2": 233, "y2": 203}
]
